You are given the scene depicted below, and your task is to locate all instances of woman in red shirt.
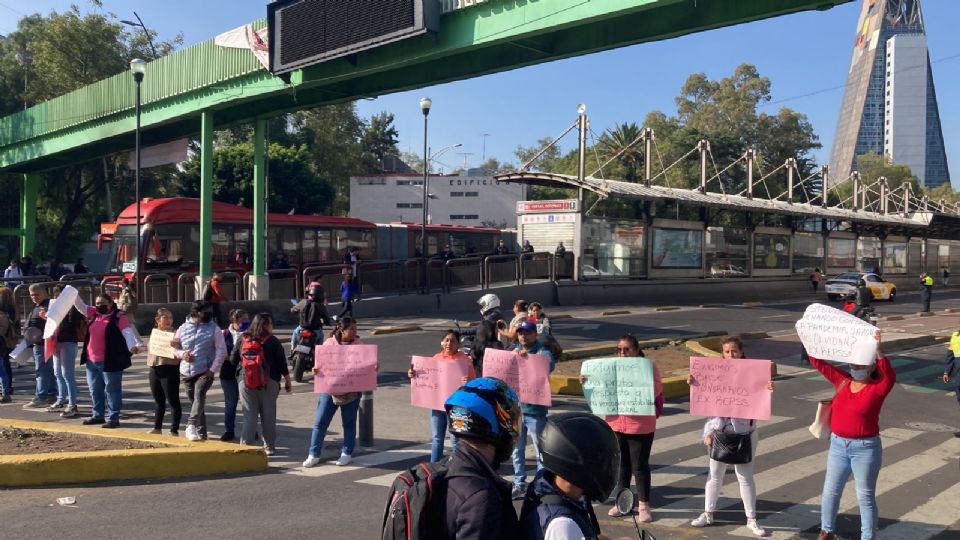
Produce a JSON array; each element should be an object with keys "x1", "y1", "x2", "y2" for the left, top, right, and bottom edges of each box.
[{"x1": 809, "y1": 331, "x2": 895, "y2": 540}]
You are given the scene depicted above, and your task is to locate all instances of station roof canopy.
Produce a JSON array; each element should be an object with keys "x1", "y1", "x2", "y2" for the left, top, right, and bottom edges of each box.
[{"x1": 494, "y1": 172, "x2": 940, "y2": 230}]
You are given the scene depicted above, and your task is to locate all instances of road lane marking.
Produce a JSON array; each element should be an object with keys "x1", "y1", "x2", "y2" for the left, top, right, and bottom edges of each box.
[{"x1": 876, "y1": 480, "x2": 960, "y2": 538}]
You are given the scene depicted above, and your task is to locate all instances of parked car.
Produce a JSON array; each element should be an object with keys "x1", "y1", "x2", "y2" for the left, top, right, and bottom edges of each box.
[{"x1": 824, "y1": 272, "x2": 897, "y2": 301}]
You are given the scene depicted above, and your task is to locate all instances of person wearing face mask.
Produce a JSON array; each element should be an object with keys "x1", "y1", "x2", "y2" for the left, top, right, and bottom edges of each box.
[
  {"x1": 686, "y1": 336, "x2": 772, "y2": 537},
  {"x1": 407, "y1": 329, "x2": 477, "y2": 462},
  {"x1": 172, "y1": 300, "x2": 227, "y2": 441},
  {"x1": 147, "y1": 308, "x2": 181, "y2": 435},
  {"x1": 218, "y1": 309, "x2": 249, "y2": 442},
  {"x1": 808, "y1": 331, "x2": 895, "y2": 540},
  {"x1": 75, "y1": 294, "x2": 142, "y2": 428}
]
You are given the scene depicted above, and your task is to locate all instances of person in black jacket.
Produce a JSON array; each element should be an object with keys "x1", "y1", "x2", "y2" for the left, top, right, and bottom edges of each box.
[
  {"x1": 23, "y1": 284, "x2": 56, "y2": 408},
  {"x1": 219, "y1": 309, "x2": 249, "y2": 441},
  {"x1": 231, "y1": 312, "x2": 292, "y2": 455},
  {"x1": 520, "y1": 413, "x2": 627, "y2": 540},
  {"x1": 440, "y1": 377, "x2": 524, "y2": 540}
]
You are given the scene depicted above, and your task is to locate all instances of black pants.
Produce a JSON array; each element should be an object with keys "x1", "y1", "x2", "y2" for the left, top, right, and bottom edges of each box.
[
  {"x1": 811, "y1": 281, "x2": 819, "y2": 293},
  {"x1": 616, "y1": 431, "x2": 656, "y2": 502},
  {"x1": 339, "y1": 298, "x2": 354, "y2": 318},
  {"x1": 149, "y1": 365, "x2": 182, "y2": 431},
  {"x1": 922, "y1": 290, "x2": 931, "y2": 312}
]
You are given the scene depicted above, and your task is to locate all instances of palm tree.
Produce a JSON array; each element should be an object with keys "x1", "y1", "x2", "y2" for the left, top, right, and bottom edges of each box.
[{"x1": 599, "y1": 122, "x2": 645, "y2": 182}]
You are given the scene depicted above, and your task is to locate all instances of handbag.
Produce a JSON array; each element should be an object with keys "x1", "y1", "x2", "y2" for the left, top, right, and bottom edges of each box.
[
  {"x1": 808, "y1": 379, "x2": 847, "y2": 439},
  {"x1": 709, "y1": 428, "x2": 753, "y2": 465}
]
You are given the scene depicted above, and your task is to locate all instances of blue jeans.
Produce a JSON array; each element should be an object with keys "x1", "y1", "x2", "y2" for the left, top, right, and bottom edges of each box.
[
  {"x1": 290, "y1": 326, "x2": 301, "y2": 350},
  {"x1": 52, "y1": 342, "x2": 79, "y2": 406},
  {"x1": 512, "y1": 413, "x2": 547, "y2": 488},
  {"x1": 429, "y1": 409, "x2": 458, "y2": 463},
  {"x1": 33, "y1": 344, "x2": 56, "y2": 399},
  {"x1": 85, "y1": 362, "x2": 124, "y2": 423},
  {"x1": 821, "y1": 434, "x2": 883, "y2": 540},
  {"x1": 221, "y1": 377, "x2": 239, "y2": 433},
  {"x1": 0, "y1": 344, "x2": 11, "y2": 395},
  {"x1": 308, "y1": 393, "x2": 359, "y2": 458}
]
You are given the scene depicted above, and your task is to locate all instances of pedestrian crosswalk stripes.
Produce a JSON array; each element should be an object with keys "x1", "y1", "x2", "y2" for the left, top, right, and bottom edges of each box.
[
  {"x1": 728, "y1": 437, "x2": 959, "y2": 539},
  {"x1": 876, "y1": 481, "x2": 960, "y2": 538}
]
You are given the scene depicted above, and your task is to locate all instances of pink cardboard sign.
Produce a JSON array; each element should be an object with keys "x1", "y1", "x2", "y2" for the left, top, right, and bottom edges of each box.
[
  {"x1": 313, "y1": 344, "x2": 378, "y2": 394},
  {"x1": 688, "y1": 356, "x2": 772, "y2": 420},
  {"x1": 410, "y1": 355, "x2": 470, "y2": 411},
  {"x1": 482, "y1": 348, "x2": 552, "y2": 407}
]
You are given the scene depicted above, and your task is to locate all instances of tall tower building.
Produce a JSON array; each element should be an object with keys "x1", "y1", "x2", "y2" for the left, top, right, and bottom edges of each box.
[{"x1": 830, "y1": 0, "x2": 950, "y2": 188}]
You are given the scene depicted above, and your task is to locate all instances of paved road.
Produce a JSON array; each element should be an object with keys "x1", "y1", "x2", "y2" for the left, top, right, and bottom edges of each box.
[{"x1": 2, "y1": 292, "x2": 959, "y2": 539}]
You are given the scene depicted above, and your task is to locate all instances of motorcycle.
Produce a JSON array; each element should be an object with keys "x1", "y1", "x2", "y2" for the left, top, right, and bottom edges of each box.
[
  {"x1": 842, "y1": 294, "x2": 879, "y2": 325},
  {"x1": 291, "y1": 327, "x2": 320, "y2": 383}
]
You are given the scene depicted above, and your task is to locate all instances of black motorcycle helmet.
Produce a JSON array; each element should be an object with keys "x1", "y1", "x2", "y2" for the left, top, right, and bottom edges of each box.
[
  {"x1": 537, "y1": 412, "x2": 620, "y2": 502},
  {"x1": 308, "y1": 284, "x2": 324, "y2": 301}
]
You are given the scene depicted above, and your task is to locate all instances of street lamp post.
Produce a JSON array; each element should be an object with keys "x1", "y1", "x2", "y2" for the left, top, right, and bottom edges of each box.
[
  {"x1": 121, "y1": 12, "x2": 158, "y2": 58},
  {"x1": 419, "y1": 97, "x2": 431, "y2": 292},
  {"x1": 130, "y1": 58, "x2": 147, "y2": 301},
  {"x1": 15, "y1": 50, "x2": 32, "y2": 111}
]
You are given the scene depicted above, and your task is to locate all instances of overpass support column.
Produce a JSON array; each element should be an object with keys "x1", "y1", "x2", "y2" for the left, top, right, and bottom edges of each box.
[
  {"x1": 20, "y1": 174, "x2": 39, "y2": 257},
  {"x1": 196, "y1": 111, "x2": 214, "y2": 297},
  {"x1": 249, "y1": 118, "x2": 270, "y2": 300}
]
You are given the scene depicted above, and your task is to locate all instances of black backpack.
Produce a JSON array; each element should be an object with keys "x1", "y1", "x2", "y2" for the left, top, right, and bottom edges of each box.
[{"x1": 381, "y1": 460, "x2": 451, "y2": 540}]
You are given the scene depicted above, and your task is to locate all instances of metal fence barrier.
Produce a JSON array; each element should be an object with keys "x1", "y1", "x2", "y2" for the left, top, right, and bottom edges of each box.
[
  {"x1": 484, "y1": 254, "x2": 520, "y2": 288},
  {"x1": 267, "y1": 268, "x2": 300, "y2": 300},
  {"x1": 444, "y1": 257, "x2": 483, "y2": 292},
  {"x1": 177, "y1": 272, "x2": 198, "y2": 303},
  {"x1": 520, "y1": 252, "x2": 553, "y2": 283},
  {"x1": 143, "y1": 273, "x2": 172, "y2": 304},
  {"x1": 217, "y1": 271, "x2": 243, "y2": 301}
]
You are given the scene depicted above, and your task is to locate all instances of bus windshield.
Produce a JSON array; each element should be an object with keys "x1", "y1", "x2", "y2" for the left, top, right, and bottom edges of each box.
[{"x1": 106, "y1": 226, "x2": 139, "y2": 272}]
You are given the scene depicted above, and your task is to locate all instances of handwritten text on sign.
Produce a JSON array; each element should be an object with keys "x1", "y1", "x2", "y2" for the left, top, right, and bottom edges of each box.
[
  {"x1": 580, "y1": 357, "x2": 656, "y2": 416},
  {"x1": 313, "y1": 344, "x2": 378, "y2": 394},
  {"x1": 410, "y1": 355, "x2": 469, "y2": 411},
  {"x1": 148, "y1": 329, "x2": 176, "y2": 359},
  {"x1": 482, "y1": 348, "x2": 552, "y2": 407},
  {"x1": 689, "y1": 357, "x2": 772, "y2": 420},
  {"x1": 795, "y1": 303, "x2": 877, "y2": 366}
]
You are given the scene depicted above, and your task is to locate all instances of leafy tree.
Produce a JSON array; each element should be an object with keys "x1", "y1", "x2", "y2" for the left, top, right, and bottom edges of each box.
[
  {"x1": 359, "y1": 111, "x2": 400, "y2": 173},
  {"x1": 514, "y1": 136, "x2": 563, "y2": 172},
  {"x1": 177, "y1": 142, "x2": 335, "y2": 215},
  {"x1": 0, "y1": 2, "x2": 181, "y2": 263},
  {"x1": 597, "y1": 122, "x2": 645, "y2": 182}
]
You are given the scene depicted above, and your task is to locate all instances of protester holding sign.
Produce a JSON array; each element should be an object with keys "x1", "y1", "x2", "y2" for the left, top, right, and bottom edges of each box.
[
  {"x1": 808, "y1": 331, "x2": 894, "y2": 540},
  {"x1": 686, "y1": 337, "x2": 771, "y2": 537},
  {"x1": 407, "y1": 329, "x2": 477, "y2": 462},
  {"x1": 509, "y1": 320, "x2": 555, "y2": 501},
  {"x1": 304, "y1": 316, "x2": 369, "y2": 468},
  {"x1": 146, "y1": 308, "x2": 181, "y2": 435},
  {"x1": 580, "y1": 334, "x2": 662, "y2": 522}
]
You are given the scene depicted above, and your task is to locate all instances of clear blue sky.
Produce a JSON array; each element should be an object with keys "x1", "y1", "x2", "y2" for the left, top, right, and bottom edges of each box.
[{"x1": 3, "y1": 0, "x2": 958, "y2": 185}]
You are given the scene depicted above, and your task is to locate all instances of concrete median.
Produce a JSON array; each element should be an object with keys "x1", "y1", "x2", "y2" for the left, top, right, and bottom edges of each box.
[{"x1": 0, "y1": 419, "x2": 267, "y2": 487}]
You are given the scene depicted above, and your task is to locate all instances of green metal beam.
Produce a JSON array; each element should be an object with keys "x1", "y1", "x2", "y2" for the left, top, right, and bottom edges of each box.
[
  {"x1": 252, "y1": 118, "x2": 266, "y2": 276},
  {"x1": 199, "y1": 111, "x2": 214, "y2": 281},
  {"x1": 20, "y1": 174, "x2": 38, "y2": 257},
  {"x1": 0, "y1": 0, "x2": 852, "y2": 173},
  {"x1": 0, "y1": 228, "x2": 22, "y2": 236}
]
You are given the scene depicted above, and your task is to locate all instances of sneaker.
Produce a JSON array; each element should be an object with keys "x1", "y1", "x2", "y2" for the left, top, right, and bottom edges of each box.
[
  {"x1": 23, "y1": 398, "x2": 46, "y2": 409},
  {"x1": 636, "y1": 504, "x2": 653, "y2": 523},
  {"x1": 169, "y1": 430, "x2": 179, "y2": 437},
  {"x1": 101, "y1": 421, "x2": 119, "y2": 429},
  {"x1": 146, "y1": 428, "x2": 162, "y2": 434},
  {"x1": 45, "y1": 396, "x2": 58, "y2": 404},
  {"x1": 263, "y1": 446, "x2": 276, "y2": 456},
  {"x1": 60, "y1": 405, "x2": 79, "y2": 418},
  {"x1": 185, "y1": 425, "x2": 200, "y2": 441},
  {"x1": 816, "y1": 531, "x2": 837, "y2": 540},
  {"x1": 954, "y1": 431, "x2": 960, "y2": 438},
  {"x1": 220, "y1": 432, "x2": 235, "y2": 442},
  {"x1": 690, "y1": 512, "x2": 714, "y2": 528},
  {"x1": 746, "y1": 518, "x2": 766, "y2": 537},
  {"x1": 511, "y1": 484, "x2": 526, "y2": 501},
  {"x1": 335, "y1": 453, "x2": 352, "y2": 466},
  {"x1": 302, "y1": 455, "x2": 321, "y2": 468},
  {"x1": 1, "y1": 394, "x2": 12, "y2": 403},
  {"x1": 45, "y1": 402, "x2": 66, "y2": 412},
  {"x1": 82, "y1": 416, "x2": 105, "y2": 425}
]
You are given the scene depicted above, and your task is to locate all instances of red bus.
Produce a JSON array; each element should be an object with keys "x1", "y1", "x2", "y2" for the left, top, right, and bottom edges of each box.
[{"x1": 105, "y1": 198, "x2": 377, "y2": 274}]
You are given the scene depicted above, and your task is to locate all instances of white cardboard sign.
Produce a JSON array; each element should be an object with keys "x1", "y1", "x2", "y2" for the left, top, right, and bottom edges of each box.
[
  {"x1": 42, "y1": 285, "x2": 80, "y2": 339},
  {"x1": 795, "y1": 303, "x2": 877, "y2": 366}
]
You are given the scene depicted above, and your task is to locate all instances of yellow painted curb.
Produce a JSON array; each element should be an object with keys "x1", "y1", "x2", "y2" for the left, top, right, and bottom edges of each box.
[
  {"x1": 551, "y1": 314, "x2": 573, "y2": 320},
  {"x1": 371, "y1": 325, "x2": 423, "y2": 335},
  {"x1": 654, "y1": 306, "x2": 680, "y2": 312},
  {"x1": 600, "y1": 310, "x2": 631, "y2": 316},
  {"x1": 742, "y1": 301, "x2": 763, "y2": 307},
  {"x1": 686, "y1": 340, "x2": 721, "y2": 358},
  {"x1": 0, "y1": 419, "x2": 267, "y2": 487}
]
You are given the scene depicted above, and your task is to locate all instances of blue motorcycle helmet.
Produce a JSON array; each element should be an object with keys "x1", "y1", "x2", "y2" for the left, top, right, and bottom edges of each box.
[{"x1": 445, "y1": 377, "x2": 521, "y2": 464}]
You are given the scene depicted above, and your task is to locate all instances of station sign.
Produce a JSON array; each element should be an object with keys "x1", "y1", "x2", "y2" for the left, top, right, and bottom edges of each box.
[
  {"x1": 520, "y1": 214, "x2": 577, "y2": 224},
  {"x1": 516, "y1": 199, "x2": 578, "y2": 214}
]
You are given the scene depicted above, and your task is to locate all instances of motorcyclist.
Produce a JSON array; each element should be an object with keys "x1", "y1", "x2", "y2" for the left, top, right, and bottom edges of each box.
[
  {"x1": 519, "y1": 412, "x2": 630, "y2": 540},
  {"x1": 290, "y1": 284, "x2": 330, "y2": 354}
]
